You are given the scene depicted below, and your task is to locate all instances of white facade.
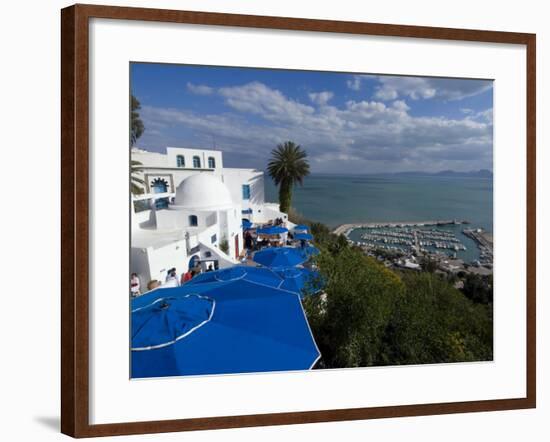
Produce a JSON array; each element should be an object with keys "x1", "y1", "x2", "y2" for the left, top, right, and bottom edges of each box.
[{"x1": 131, "y1": 146, "x2": 287, "y2": 287}]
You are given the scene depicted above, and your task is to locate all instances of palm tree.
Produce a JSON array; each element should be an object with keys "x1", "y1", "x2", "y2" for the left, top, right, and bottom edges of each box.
[
  {"x1": 130, "y1": 95, "x2": 144, "y2": 146},
  {"x1": 267, "y1": 141, "x2": 310, "y2": 214},
  {"x1": 131, "y1": 160, "x2": 145, "y2": 195}
]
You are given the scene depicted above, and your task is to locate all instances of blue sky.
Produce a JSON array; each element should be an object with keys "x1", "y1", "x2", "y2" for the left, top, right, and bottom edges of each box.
[{"x1": 131, "y1": 63, "x2": 493, "y2": 174}]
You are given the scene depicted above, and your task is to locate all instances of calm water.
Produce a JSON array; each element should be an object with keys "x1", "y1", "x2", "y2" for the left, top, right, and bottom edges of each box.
[{"x1": 265, "y1": 174, "x2": 493, "y2": 262}]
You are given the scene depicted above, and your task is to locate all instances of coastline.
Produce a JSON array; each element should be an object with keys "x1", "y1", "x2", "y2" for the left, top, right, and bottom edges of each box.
[{"x1": 332, "y1": 219, "x2": 469, "y2": 236}]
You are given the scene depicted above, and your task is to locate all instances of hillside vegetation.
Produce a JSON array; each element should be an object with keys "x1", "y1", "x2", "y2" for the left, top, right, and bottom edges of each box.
[{"x1": 303, "y1": 223, "x2": 493, "y2": 368}]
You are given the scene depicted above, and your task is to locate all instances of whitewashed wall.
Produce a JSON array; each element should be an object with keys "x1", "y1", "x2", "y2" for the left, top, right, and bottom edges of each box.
[{"x1": 223, "y1": 168, "x2": 265, "y2": 208}]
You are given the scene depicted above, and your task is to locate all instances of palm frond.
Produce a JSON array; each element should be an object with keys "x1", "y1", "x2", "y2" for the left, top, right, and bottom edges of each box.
[{"x1": 130, "y1": 159, "x2": 145, "y2": 194}]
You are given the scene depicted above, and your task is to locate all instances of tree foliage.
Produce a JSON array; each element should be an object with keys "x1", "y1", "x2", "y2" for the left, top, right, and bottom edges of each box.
[
  {"x1": 381, "y1": 272, "x2": 493, "y2": 365},
  {"x1": 130, "y1": 160, "x2": 145, "y2": 195},
  {"x1": 304, "y1": 244, "x2": 404, "y2": 368},
  {"x1": 462, "y1": 273, "x2": 493, "y2": 304},
  {"x1": 267, "y1": 141, "x2": 310, "y2": 213},
  {"x1": 420, "y1": 255, "x2": 438, "y2": 273},
  {"x1": 130, "y1": 95, "x2": 145, "y2": 146},
  {"x1": 304, "y1": 225, "x2": 493, "y2": 368},
  {"x1": 219, "y1": 239, "x2": 229, "y2": 255}
]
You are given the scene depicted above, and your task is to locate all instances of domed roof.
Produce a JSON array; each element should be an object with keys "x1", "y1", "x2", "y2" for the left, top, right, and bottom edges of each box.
[{"x1": 172, "y1": 174, "x2": 234, "y2": 210}]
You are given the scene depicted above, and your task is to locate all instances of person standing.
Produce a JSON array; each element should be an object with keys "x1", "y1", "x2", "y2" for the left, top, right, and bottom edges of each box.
[
  {"x1": 130, "y1": 273, "x2": 141, "y2": 297},
  {"x1": 244, "y1": 230, "x2": 253, "y2": 249},
  {"x1": 181, "y1": 269, "x2": 192, "y2": 284},
  {"x1": 165, "y1": 268, "x2": 179, "y2": 287}
]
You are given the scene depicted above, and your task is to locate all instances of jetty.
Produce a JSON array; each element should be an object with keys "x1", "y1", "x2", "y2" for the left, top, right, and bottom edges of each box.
[
  {"x1": 332, "y1": 220, "x2": 469, "y2": 236},
  {"x1": 463, "y1": 228, "x2": 493, "y2": 266}
]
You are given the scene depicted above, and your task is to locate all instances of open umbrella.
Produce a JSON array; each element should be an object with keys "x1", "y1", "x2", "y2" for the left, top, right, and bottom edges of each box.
[
  {"x1": 185, "y1": 265, "x2": 283, "y2": 288},
  {"x1": 252, "y1": 246, "x2": 306, "y2": 268},
  {"x1": 273, "y1": 266, "x2": 324, "y2": 298},
  {"x1": 242, "y1": 219, "x2": 253, "y2": 230},
  {"x1": 131, "y1": 280, "x2": 320, "y2": 378},
  {"x1": 293, "y1": 224, "x2": 309, "y2": 233},
  {"x1": 256, "y1": 226, "x2": 288, "y2": 235}
]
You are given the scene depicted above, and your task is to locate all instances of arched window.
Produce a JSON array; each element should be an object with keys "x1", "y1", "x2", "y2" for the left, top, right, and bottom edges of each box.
[
  {"x1": 208, "y1": 156, "x2": 216, "y2": 168},
  {"x1": 189, "y1": 215, "x2": 198, "y2": 227},
  {"x1": 176, "y1": 155, "x2": 185, "y2": 167},
  {"x1": 193, "y1": 156, "x2": 201, "y2": 168},
  {"x1": 150, "y1": 178, "x2": 169, "y2": 209},
  {"x1": 150, "y1": 178, "x2": 168, "y2": 194}
]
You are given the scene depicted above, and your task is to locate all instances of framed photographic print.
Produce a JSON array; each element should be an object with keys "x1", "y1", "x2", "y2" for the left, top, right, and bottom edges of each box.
[{"x1": 61, "y1": 4, "x2": 536, "y2": 437}]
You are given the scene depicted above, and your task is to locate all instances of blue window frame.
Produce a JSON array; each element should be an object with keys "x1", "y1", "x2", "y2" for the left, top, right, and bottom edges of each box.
[
  {"x1": 193, "y1": 156, "x2": 201, "y2": 168},
  {"x1": 189, "y1": 215, "x2": 198, "y2": 226},
  {"x1": 242, "y1": 184, "x2": 251, "y2": 200},
  {"x1": 208, "y1": 157, "x2": 216, "y2": 168},
  {"x1": 151, "y1": 178, "x2": 168, "y2": 194},
  {"x1": 151, "y1": 178, "x2": 169, "y2": 209},
  {"x1": 176, "y1": 155, "x2": 185, "y2": 167}
]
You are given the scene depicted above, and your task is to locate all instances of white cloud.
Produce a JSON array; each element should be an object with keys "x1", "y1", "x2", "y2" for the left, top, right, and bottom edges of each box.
[
  {"x1": 219, "y1": 82, "x2": 314, "y2": 124},
  {"x1": 186, "y1": 82, "x2": 214, "y2": 95},
  {"x1": 475, "y1": 108, "x2": 493, "y2": 122},
  {"x1": 308, "y1": 91, "x2": 334, "y2": 106},
  {"x1": 392, "y1": 100, "x2": 410, "y2": 112},
  {"x1": 374, "y1": 87, "x2": 399, "y2": 100},
  {"x1": 375, "y1": 77, "x2": 436, "y2": 100},
  {"x1": 346, "y1": 75, "x2": 364, "y2": 91},
  {"x1": 374, "y1": 76, "x2": 492, "y2": 101},
  {"x1": 140, "y1": 82, "x2": 493, "y2": 173}
]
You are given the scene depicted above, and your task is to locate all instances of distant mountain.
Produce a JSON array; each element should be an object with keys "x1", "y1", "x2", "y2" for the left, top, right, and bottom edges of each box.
[
  {"x1": 373, "y1": 169, "x2": 493, "y2": 178},
  {"x1": 434, "y1": 169, "x2": 493, "y2": 178}
]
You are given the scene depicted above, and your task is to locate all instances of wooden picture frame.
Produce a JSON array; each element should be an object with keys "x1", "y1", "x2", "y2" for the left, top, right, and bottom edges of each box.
[{"x1": 61, "y1": 3, "x2": 536, "y2": 437}]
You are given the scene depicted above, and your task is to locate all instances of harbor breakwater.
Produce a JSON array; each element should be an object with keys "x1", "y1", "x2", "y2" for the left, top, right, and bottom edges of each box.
[{"x1": 332, "y1": 220, "x2": 469, "y2": 236}]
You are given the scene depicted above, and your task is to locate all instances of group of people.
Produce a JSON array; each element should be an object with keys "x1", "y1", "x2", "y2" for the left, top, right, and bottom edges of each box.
[
  {"x1": 130, "y1": 263, "x2": 215, "y2": 297},
  {"x1": 130, "y1": 272, "x2": 160, "y2": 296},
  {"x1": 246, "y1": 218, "x2": 290, "y2": 249},
  {"x1": 244, "y1": 228, "x2": 295, "y2": 252},
  {"x1": 130, "y1": 219, "x2": 307, "y2": 297}
]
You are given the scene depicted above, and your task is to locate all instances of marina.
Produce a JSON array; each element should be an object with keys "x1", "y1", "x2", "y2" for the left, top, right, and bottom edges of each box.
[
  {"x1": 340, "y1": 220, "x2": 492, "y2": 268},
  {"x1": 357, "y1": 227, "x2": 467, "y2": 255},
  {"x1": 333, "y1": 219, "x2": 469, "y2": 236},
  {"x1": 463, "y1": 228, "x2": 494, "y2": 266}
]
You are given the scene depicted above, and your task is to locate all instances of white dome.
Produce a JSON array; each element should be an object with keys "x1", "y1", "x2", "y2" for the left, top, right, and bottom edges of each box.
[{"x1": 172, "y1": 174, "x2": 234, "y2": 210}]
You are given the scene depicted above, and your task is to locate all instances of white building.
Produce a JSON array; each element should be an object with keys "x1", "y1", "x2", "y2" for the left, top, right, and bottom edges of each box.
[{"x1": 131, "y1": 146, "x2": 287, "y2": 286}]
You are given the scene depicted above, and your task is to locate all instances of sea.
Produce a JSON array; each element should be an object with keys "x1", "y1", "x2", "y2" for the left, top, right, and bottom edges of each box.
[{"x1": 265, "y1": 174, "x2": 493, "y2": 263}]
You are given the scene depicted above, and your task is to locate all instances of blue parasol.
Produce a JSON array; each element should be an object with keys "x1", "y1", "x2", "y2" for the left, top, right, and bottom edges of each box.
[
  {"x1": 273, "y1": 266, "x2": 324, "y2": 298},
  {"x1": 256, "y1": 226, "x2": 288, "y2": 235},
  {"x1": 293, "y1": 224, "x2": 309, "y2": 232},
  {"x1": 252, "y1": 246, "x2": 306, "y2": 268},
  {"x1": 131, "y1": 280, "x2": 320, "y2": 378},
  {"x1": 184, "y1": 265, "x2": 283, "y2": 288}
]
